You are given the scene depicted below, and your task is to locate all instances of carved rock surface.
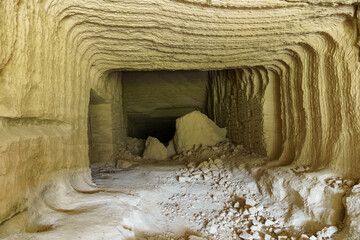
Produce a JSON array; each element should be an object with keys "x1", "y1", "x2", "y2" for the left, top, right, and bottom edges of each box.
[{"x1": 1, "y1": 0, "x2": 360, "y2": 232}]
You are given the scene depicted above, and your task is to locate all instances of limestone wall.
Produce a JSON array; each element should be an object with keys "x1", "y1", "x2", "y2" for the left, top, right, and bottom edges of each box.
[
  {"x1": 88, "y1": 72, "x2": 126, "y2": 166},
  {"x1": 1, "y1": 0, "x2": 360, "y2": 225}
]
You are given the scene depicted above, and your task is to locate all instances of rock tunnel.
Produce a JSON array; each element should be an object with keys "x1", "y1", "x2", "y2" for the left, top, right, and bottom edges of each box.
[
  {"x1": 87, "y1": 69, "x2": 281, "y2": 166},
  {"x1": 1, "y1": 0, "x2": 360, "y2": 239}
]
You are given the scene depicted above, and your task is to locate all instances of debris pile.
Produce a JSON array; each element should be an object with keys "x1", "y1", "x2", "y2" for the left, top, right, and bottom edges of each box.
[
  {"x1": 114, "y1": 147, "x2": 141, "y2": 168},
  {"x1": 172, "y1": 141, "x2": 249, "y2": 164},
  {"x1": 325, "y1": 177, "x2": 355, "y2": 189},
  {"x1": 176, "y1": 158, "x2": 232, "y2": 183},
  {"x1": 204, "y1": 197, "x2": 338, "y2": 240},
  {"x1": 125, "y1": 137, "x2": 145, "y2": 156}
]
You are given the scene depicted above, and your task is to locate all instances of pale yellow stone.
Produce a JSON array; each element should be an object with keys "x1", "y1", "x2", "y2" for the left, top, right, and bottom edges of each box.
[{"x1": 1, "y1": 3, "x2": 360, "y2": 239}]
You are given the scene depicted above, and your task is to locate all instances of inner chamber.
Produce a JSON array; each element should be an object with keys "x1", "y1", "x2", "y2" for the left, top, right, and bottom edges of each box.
[
  {"x1": 123, "y1": 71, "x2": 208, "y2": 143},
  {"x1": 87, "y1": 69, "x2": 282, "y2": 165}
]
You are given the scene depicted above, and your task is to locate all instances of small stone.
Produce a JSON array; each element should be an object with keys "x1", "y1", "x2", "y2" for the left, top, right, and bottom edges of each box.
[
  {"x1": 251, "y1": 225, "x2": 262, "y2": 232},
  {"x1": 203, "y1": 175, "x2": 211, "y2": 181},
  {"x1": 188, "y1": 235, "x2": 207, "y2": 240},
  {"x1": 274, "y1": 229, "x2": 282, "y2": 234},
  {"x1": 265, "y1": 234, "x2": 272, "y2": 240},
  {"x1": 335, "y1": 180, "x2": 342, "y2": 186},
  {"x1": 209, "y1": 164, "x2": 218, "y2": 169},
  {"x1": 214, "y1": 158, "x2": 223, "y2": 166},
  {"x1": 202, "y1": 168, "x2": 210, "y2": 174},
  {"x1": 178, "y1": 176, "x2": 186, "y2": 183},
  {"x1": 257, "y1": 205, "x2": 264, "y2": 212},
  {"x1": 309, "y1": 236, "x2": 317, "y2": 240},
  {"x1": 352, "y1": 184, "x2": 360, "y2": 193},
  {"x1": 265, "y1": 219, "x2": 275, "y2": 226},
  {"x1": 193, "y1": 174, "x2": 201, "y2": 179},
  {"x1": 239, "y1": 231, "x2": 253, "y2": 240},
  {"x1": 299, "y1": 234, "x2": 310, "y2": 240},
  {"x1": 317, "y1": 226, "x2": 338, "y2": 238},
  {"x1": 208, "y1": 224, "x2": 217, "y2": 234},
  {"x1": 345, "y1": 180, "x2": 355, "y2": 187},
  {"x1": 234, "y1": 202, "x2": 240, "y2": 208},
  {"x1": 278, "y1": 236, "x2": 287, "y2": 240},
  {"x1": 253, "y1": 231, "x2": 261, "y2": 240},
  {"x1": 243, "y1": 209, "x2": 250, "y2": 216},
  {"x1": 187, "y1": 162, "x2": 197, "y2": 168},
  {"x1": 117, "y1": 160, "x2": 132, "y2": 168},
  {"x1": 246, "y1": 198, "x2": 257, "y2": 206},
  {"x1": 192, "y1": 170, "x2": 202, "y2": 175},
  {"x1": 198, "y1": 161, "x2": 209, "y2": 169},
  {"x1": 249, "y1": 206, "x2": 258, "y2": 215}
]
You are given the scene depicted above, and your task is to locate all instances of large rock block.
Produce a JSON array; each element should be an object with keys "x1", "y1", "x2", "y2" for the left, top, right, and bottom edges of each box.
[
  {"x1": 173, "y1": 111, "x2": 227, "y2": 153},
  {"x1": 143, "y1": 136, "x2": 167, "y2": 160}
]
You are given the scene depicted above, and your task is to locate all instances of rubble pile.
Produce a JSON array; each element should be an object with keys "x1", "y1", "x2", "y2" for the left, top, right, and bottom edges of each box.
[
  {"x1": 114, "y1": 147, "x2": 141, "y2": 168},
  {"x1": 165, "y1": 149, "x2": 340, "y2": 240},
  {"x1": 176, "y1": 158, "x2": 232, "y2": 183},
  {"x1": 203, "y1": 197, "x2": 338, "y2": 240},
  {"x1": 172, "y1": 141, "x2": 251, "y2": 163},
  {"x1": 125, "y1": 137, "x2": 146, "y2": 156},
  {"x1": 325, "y1": 177, "x2": 355, "y2": 189}
]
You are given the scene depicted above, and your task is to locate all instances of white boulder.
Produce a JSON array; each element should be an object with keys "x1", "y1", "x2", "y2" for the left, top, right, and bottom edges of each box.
[
  {"x1": 173, "y1": 111, "x2": 227, "y2": 153},
  {"x1": 142, "y1": 136, "x2": 167, "y2": 160}
]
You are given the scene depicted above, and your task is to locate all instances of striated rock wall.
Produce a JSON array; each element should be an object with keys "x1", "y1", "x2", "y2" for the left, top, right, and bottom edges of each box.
[
  {"x1": 207, "y1": 68, "x2": 283, "y2": 160},
  {"x1": 88, "y1": 72, "x2": 126, "y2": 165},
  {"x1": 122, "y1": 71, "x2": 208, "y2": 115},
  {"x1": 1, "y1": 0, "x2": 360, "y2": 225},
  {"x1": 207, "y1": 69, "x2": 272, "y2": 156}
]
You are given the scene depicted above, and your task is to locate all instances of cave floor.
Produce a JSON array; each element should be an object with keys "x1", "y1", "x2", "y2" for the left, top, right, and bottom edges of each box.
[{"x1": 1, "y1": 150, "x2": 343, "y2": 240}]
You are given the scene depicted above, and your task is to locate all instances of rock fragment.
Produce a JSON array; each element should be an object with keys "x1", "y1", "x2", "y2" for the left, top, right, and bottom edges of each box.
[
  {"x1": 116, "y1": 160, "x2": 132, "y2": 168},
  {"x1": 239, "y1": 231, "x2": 253, "y2": 239},
  {"x1": 143, "y1": 136, "x2": 167, "y2": 160},
  {"x1": 188, "y1": 235, "x2": 207, "y2": 240},
  {"x1": 246, "y1": 198, "x2": 257, "y2": 206},
  {"x1": 173, "y1": 111, "x2": 226, "y2": 153}
]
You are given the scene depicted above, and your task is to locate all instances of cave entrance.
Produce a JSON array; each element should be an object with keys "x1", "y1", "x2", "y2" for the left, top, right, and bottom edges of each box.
[{"x1": 122, "y1": 71, "x2": 209, "y2": 144}]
